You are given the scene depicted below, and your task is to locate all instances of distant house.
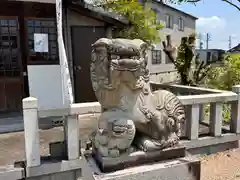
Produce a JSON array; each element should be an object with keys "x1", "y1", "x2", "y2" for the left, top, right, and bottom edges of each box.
[
  {"x1": 196, "y1": 49, "x2": 226, "y2": 64},
  {"x1": 228, "y1": 44, "x2": 240, "y2": 54},
  {"x1": 146, "y1": 1, "x2": 198, "y2": 83}
]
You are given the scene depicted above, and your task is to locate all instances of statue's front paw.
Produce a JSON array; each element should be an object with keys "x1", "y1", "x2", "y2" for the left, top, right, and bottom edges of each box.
[
  {"x1": 165, "y1": 134, "x2": 179, "y2": 148},
  {"x1": 166, "y1": 138, "x2": 179, "y2": 147}
]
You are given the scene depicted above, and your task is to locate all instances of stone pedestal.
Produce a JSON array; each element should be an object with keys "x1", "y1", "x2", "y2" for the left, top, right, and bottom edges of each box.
[
  {"x1": 86, "y1": 155, "x2": 201, "y2": 180},
  {"x1": 93, "y1": 146, "x2": 186, "y2": 172}
]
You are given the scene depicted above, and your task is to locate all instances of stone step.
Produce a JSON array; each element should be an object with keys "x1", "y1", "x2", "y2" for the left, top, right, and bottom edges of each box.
[{"x1": 87, "y1": 156, "x2": 201, "y2": 180}]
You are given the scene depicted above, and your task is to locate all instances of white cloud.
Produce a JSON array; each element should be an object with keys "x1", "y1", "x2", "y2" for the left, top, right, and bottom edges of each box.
[
  {"x1": 197, "y1": 16, "x2": 226, "y2": 31},
  {"x1": 195, "y1": 16, "x2": 234, "y2": 50}
]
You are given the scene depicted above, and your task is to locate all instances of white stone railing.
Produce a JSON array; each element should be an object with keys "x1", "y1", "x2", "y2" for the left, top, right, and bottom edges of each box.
[
  {"x1": 22, "y1": 85, "x2": 240, "y2": 168},
  {"x1": 180, "y1": 90, "x2": 239, "y2": 139}
]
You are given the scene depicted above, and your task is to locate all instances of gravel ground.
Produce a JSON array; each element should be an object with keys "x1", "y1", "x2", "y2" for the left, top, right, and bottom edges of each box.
[{"x1": 0, "y1": 126, "x2": 240, "y2": 180}]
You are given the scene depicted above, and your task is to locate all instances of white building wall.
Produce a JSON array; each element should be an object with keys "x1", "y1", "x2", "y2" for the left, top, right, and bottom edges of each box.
[
  {"x1": 28, "y1": 65, "x2": 64, "y2": 110},
  {"x1": 147, "y1": 1, "x2": 196, "y2": 83}
]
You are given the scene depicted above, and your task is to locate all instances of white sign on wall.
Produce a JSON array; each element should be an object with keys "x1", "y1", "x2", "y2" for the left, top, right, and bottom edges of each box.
[
  {"x1": 56, "y1": 0, "x2": 74, "y2": 106},
  {"x1": 34, "y1": 33, "x2": 49, "y2": 52}
]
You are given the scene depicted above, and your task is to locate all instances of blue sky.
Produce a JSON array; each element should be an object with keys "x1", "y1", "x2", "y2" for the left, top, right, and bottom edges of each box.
[{"x1": 172, "y1": 0, "x2": 240, "y2": 50}]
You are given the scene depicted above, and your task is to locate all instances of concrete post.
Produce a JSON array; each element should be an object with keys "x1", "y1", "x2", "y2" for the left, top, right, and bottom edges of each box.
[
  {"x1": 22, "y1": 97, "x2": 41, "y2": 167},
  {"x1": 231, "y1": 85, "x2": 240, "y2": 133},
  {"x1": 186, "y1": 104, "x2": 199, "y2": 140},
  {"x1": 66, "y1": 115, "x2": 80, "y2": 160},
  {"x1": 209, "y1": 102, "x2": 222, "y2": 136}
]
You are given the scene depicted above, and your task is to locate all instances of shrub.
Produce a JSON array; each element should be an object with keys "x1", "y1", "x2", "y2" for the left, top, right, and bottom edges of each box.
[{"x1": 205, "y1": 53, "x2": 240, "y2": 122}]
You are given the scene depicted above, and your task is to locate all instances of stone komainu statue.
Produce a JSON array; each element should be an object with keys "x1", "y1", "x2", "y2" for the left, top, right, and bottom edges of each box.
[{"x1": 90, "y1": 38, "x2": 186, "y2": 158}]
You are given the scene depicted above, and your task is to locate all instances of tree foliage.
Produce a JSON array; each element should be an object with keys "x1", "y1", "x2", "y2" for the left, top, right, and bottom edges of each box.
[
  {"x1": 94, "y1": 0, "x2": 163, "y2": 45},
  {"x1": 204, "y1": 54, "x2": 240, "y2": 123},
  {"x1": 162, "y1": 34, "x2": 214, "y2": 86},
  {"x1": 206, "y1": 54, "x2": 240, "y2": 90}
]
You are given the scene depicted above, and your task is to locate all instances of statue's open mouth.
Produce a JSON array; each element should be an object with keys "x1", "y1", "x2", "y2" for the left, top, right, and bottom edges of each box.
[{"x1": 111, "y1": 58, "x2": 145, "y2": 72}]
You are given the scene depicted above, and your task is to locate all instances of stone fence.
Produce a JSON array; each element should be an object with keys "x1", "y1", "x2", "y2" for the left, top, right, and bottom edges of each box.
[{"x1": 1, "y1": 83, "x2": 240, "y2": 180}]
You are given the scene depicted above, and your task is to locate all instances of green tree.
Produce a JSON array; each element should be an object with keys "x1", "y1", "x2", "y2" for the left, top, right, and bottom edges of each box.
[
  {"x1": 94, "y1": 0, "x2": 163, "y2": 45},
  {"x1": 206, "y1": 54, "x2": 240, "y2": 90},
  {"x1": 205, "y1": 54, "x2": 240, "y2": 123},
  {"x1": 162, "y1": 34, "x2": 214, "y2": 86}
]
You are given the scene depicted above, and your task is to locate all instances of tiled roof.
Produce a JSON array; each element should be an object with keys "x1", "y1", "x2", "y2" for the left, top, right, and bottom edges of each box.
[{"x1": 228, "y1": 44, "x2": 240, "y2": 53}]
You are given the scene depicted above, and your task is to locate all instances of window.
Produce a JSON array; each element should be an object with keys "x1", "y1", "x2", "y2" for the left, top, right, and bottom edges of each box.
[
  {"x1": 207, "y1": 52, "x2": 211, "y2": 62},
  {"x1": 0, "y1": 19, "x2": 20, "y2": 77},
  {"x1": 165, "y1": 14, "x2": 173, "y2": 29},
  {"x1": 152, "y1": 8, "x2": 160, "y2": 19},
  {"x1": 152, "y1": 50, "x2": 162, "y2": 64},
  {"x1": 178, "y1": 17, "x2": 184, "y2": 31},
  {"x1": 26, "y1": 19, "x2": 59, "y2": 65}
]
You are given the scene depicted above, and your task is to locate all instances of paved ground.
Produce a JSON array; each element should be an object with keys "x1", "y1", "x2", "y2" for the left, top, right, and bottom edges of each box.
[
  {"x1": 0, "y1": 115, "x2": 62, "y2": 134},
  {"x1": 201, "y1": 149, "x2": 240, "y2": 180},
  {"x1": 0, "y1": 114, "x2": 99, "y2": 165},
  {"x1": 0, "y1": 114, "x2": 240, "y2": 180}
]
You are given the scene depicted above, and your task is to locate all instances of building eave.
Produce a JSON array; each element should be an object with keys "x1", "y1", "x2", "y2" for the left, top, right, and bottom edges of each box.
[
  {"x1": 227, "y1": 44, "x2": 240, "y2": 53},
  {"x1": 65, "y1": 0, "x2": 129, "y2": 27}
]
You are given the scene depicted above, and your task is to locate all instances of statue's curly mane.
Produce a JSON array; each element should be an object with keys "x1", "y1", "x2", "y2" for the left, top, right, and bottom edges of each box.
[{"x1": 154, "y1": 90, "x2": 185, "y2": 119}]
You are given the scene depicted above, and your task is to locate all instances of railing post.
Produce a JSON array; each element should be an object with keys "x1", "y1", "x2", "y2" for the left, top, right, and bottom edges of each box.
[
  {"x1": 209, "y1": 103, "x2": 222, "y2": 136},
  {"x1": 66, "y1": 115, "x2": 80, "y2": 160},
  {"x1": 22, "y1": 97, "x2": 41, "y2": 167},
  {"x1": 231, "y1": 85, "x2": 240, "y2": 133},
  {"x1": 186, "y1": 104, "x2": 199, "y2": 140}
]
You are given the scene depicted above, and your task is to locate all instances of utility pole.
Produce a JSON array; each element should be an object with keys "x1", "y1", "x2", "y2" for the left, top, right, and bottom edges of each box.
[
  {"x1": 228, "y1": 36, "x2": 232, "y2": 49},
  {"x1": 196, "y1": 33, "x2": 204, "y2": 49},
  {"x1": 198, "y1": 33, "x2": 204, "y2": 49},
  {"x1": 206, "y1": 33, "x2": 211, "y2": 49}
]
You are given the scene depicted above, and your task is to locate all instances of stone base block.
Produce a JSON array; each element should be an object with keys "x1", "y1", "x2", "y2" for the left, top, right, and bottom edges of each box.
[
  {"x1": 93, "y1": 146, "x2": 186, "y2": 172},
  {"x1": 87, "y1": 156, "x2": 201, "y2": 180}
]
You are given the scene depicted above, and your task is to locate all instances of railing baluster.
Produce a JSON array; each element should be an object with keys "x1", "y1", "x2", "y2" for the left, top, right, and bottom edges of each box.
[
  {"x1": 209, "y1": 102, "x2": 222, "y2": 136},
  {"x1": 186, "y1": 104, "x2": 199, "y2": 140},
  {"x1": 231, "y1": 85, "x2": 240, "y2": 133}
]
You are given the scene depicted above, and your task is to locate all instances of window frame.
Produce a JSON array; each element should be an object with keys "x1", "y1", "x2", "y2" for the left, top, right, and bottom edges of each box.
[
  {"x1": 0, "y1": 17, "x2": 21, "y2": 77},
  {"x1": 25, "y1": 18, "x2": 59, "y2": 65},
  {"x1": 152, "y1": 49, "x2": 162, "y2": 65},
  {"x1": 152, "y1": 8, "x2": 160, "y2": 19},
  {"x1": 207, "y1": 51, "x2": 211, "y2": 62},
  {"x1": 178, "y1": 17, "x2": 184, "y2": 31},
  {"x1": 165, "y1": 14, "x2": 173, "y2": 29}
]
